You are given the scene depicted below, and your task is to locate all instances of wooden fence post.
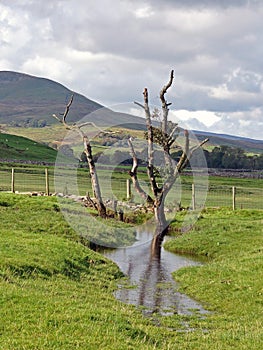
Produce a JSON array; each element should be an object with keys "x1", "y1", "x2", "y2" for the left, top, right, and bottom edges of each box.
[
  {"x1": 113, "y1": 200, "x2": 117, "y2": 216},
  {"x1": 45, "y1": 168, "x2": 49, "y2": 196},
  {"x1": 11, "y1": 168, "x2": 15, "y2": 193},
  {"x1": 192, "y1": 183, "x2": 196, "y2": 210},
  {"x1": 232, "y1": 186, "x2": 236, "y2": 210}
]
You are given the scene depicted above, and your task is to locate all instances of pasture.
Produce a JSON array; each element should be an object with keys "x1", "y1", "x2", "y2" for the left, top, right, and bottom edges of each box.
[{"x1": 0, "y1": 193, "x2": 262, "y2": 349}]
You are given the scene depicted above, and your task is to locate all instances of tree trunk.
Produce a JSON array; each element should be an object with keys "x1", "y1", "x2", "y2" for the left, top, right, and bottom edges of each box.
[
  {"x1": 84, "y1": 137, "x2": 107, "y2": 218},
  {"x1": 151, "y1": 235, "x2": 162, "y2": 259},
  {"x1": 153, "y1": 195, "x2": 168, "y2": 240},
  {"x1": 151, "y1": 224, "x2": 168, "y2": 259}
]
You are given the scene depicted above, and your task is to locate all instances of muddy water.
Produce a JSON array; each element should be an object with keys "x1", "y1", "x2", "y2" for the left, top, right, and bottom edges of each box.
[{"x1": 102, "y1": 226, "x2": 209, "y2": 316}]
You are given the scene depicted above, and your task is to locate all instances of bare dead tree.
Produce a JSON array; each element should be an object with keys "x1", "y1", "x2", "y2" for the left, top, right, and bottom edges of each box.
[
  {"x1": 129, "y1": 70, "x2": 209, "y2": 242},
  {"x1": 53, "y1": 94, "x2": 107, "y2": 218}
]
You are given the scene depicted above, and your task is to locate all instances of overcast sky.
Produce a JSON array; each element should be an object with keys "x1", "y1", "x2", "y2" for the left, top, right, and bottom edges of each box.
[{"x1": 0, "y1": 0, "x2": 262, "y2": 140}]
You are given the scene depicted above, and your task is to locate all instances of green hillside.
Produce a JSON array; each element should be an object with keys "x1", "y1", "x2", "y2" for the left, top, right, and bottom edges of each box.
[{"x1": 0, "y1": 132, "x2": 58, "y2": 162}]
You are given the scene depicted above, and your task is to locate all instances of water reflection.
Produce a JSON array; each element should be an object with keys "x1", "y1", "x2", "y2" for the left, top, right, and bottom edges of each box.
[{"x1": 102, "y1": 226, "x2": 209, "y2": 316}]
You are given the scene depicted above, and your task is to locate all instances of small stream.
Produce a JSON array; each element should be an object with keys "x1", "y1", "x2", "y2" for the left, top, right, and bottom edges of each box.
[{"x1": 102, "y1": 225, "x2": 209, "y2": 317}]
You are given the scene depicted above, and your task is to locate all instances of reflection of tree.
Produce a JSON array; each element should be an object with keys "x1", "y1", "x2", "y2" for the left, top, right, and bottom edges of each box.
[
  {"x1": 138, "y1": 247, "x2": 164, "y2": 314},
  {"x1": 117, "y1": 237, "x2": 178, "y2": 315}
]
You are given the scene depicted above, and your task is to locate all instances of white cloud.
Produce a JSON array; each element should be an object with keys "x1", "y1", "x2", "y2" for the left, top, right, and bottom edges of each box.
[
  {"x1": 171, "y1": 110, "x2": 221, "y2": 127},
  {"x1": 134, "y1": 5, "x2": 155, "y2": 18},
  {"x1": 209, "y1": 108, "x2": 263, "y2": 140}
]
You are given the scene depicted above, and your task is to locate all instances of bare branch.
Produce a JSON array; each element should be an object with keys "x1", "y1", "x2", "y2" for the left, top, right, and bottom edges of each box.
[
  {"x1": 167, "y1": 124, "x2": 179, "y2": 147},
  {"x1": 160, "y1": 70, "x2": 174, "y2": 104},
  {"x1": 52, "y1": 113, "x2": 62, "y2": 123},
  {"x1": 62, "y1": 94, "x2": 74, "y2": 125},
  {"x1": 128, "y1": 138, "x2": 138, "y2": 174},
  {"x1": 174, "y1": 129, "x2": 190, "y2": 174},
  {"x1": 160, "y1": 70, "x2": 174, "y2": 135},
  {"x1": 189, "y1": 138, "x2": 209, "y2": 156},
  {"x1": 134, "y1": 101, "x2": 145, "y2": 109},
  {"x1": 175, "y1": 134, "x2": 209, "y2": 173},
  {"x1": 52, "y1": 93, "x2": 74, "y2": 129},
  {"x1": 143, "y1": 88, "x2": 152, "y2": 122},
  {"x1": 77, "y1": 121, "x2": 113, "y2": 134},
  {"x1": 168, "y1": 124, "x2": 179, "y2": 139}
]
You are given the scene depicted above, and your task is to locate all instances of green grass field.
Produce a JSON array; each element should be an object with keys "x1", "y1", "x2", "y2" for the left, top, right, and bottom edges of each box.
[{"x1": 0, "y1": 193, "x2": 262, "y2": 349}]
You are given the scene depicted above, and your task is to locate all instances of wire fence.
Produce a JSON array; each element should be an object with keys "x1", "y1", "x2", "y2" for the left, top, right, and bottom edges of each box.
[{"x1": 0, "y1": 166, "x2": 262, "y2": 210}]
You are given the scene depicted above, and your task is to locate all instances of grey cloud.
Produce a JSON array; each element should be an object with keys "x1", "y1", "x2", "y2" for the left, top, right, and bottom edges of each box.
[
  {"x1": 142, "y1": 0, "x2": 261, "y2": 9},
  {"x1": 226, "y1": 69, "x2": 262, "y2": 94},
  {"x1": 0, "y1": 0, "x2": 262, "y2": 139}
]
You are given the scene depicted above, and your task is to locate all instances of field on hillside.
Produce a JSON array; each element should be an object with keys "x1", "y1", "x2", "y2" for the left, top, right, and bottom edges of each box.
[
  {"x1": 4, "y1": 125, "x2": 68, "y2": 146},
  {"x1": 0, "y1": 133, "x2": 58, "y2": 162},
  {"x1": 0, "y1": 193, "x2": 262, "y2": 349},
  {"x1": 5, "y1": 125, "x2": 145, "y2": 149}
]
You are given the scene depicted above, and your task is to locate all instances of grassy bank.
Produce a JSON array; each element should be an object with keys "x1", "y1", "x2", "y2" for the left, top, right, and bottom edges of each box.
[
  {"x1": 165, "y1": 208, "x2": 263, "y2": 349},
  {"x1": 0, "y1": 193, "x2": 159, "y2": 349},
  {"x1": 1, "y1": 193, "x2": 262, "y2": 349}
]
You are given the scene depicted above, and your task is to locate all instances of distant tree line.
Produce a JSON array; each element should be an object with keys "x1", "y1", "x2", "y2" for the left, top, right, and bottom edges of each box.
[
  {"x1": 191, "y1": 145, "x2": 263, "y2": 170},
  {"x1": 79, "y1": 145, "x2": 263, "y2": 170}
]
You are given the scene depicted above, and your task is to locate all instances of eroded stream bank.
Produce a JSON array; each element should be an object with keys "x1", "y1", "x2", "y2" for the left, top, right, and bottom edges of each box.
[{"x1": 102, "y1": 226, "x2": 210, "y2": 317}]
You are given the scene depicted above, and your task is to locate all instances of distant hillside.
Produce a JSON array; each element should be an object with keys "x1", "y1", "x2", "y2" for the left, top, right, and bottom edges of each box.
[
  {"x1": 0, "y1": 132, "x2": 58, "y2": 163},
  {"x1": 0, "y1": 71, "x2": 103, "y2": 125},
  {"x1": 194, "y1": 130, "x2": 263, "y2": 153},
  {"x1": 0, "y1": 71, "x2": 146, "y2": 128}
]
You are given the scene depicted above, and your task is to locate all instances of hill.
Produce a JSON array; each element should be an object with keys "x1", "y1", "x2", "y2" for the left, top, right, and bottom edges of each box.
[
  {"x1": 0, "y1": 71, "x2": 146, "y2": 128},
  {"x1": 0, "y1": 71, "x2": 102, "y2": 125}
]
